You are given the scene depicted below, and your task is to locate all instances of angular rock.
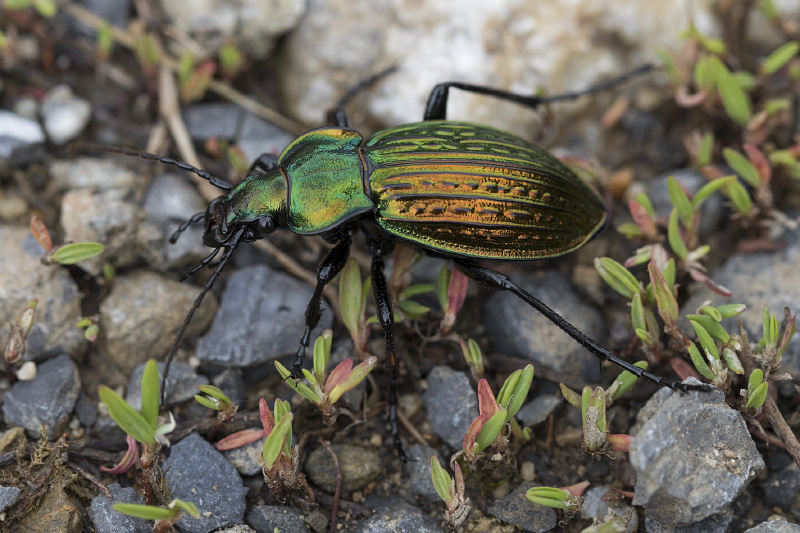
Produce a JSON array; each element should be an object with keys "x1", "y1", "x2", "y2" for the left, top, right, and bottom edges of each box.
[
  {"x1": 485, "y1": 270, "x2": 605, "y2": 383},
  {"x1": 304, "y1": 444, "x2": 381, "y2": 494},
  {"x1": 100, "y1": 270, "x2": 217, "y2": 374},
  {"x1": 487, "y1": 482, "x2": 558, "y2": 532},
  {"x1": 196, "y1": 265, "x2": 332, "y2": 367},
  {"x1": 629, "y1": 379, "x2": 765, "y2": 527},
  {"x1": 357, "y1": 495, "x2": 442, "y2": 533},
  {"x1": 422, "y1": 366, "x2": 477, "y2": 449},
  {"x1": 88, "y1": 482, "x2": 150, "y2": 533},
  {"x1": 2, "y1": 354, "x2": 81, "y2": 439},
  {"x1": 0, "y1": 225, "x2": 83, "y2": 358},
  {"x1": 246, "y1": 505, "x2": 309, "y2": 533},
  {"x1": 164, "y1": 433, "x2": 248, "y2": 533},
  {"x1": 0, "y1": 110, "x2": 45, "y2": 172}
]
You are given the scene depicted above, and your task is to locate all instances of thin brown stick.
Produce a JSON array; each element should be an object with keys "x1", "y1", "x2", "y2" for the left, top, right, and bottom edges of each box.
[
  {"x1": 66, "y1": 460, "x2": 112, "y2": 499},
  {"x1": 318, "y1": 437, "x2": 341, "y2": 533},
  {"x1": 396, "y1": 410, "x2": 429, "y2": 447}
]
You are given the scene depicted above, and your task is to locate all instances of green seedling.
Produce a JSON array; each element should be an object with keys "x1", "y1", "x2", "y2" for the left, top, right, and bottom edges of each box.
[
  {"x1": 743, "y1": 369, "x2": 769, "y2": 413},
  {"x1": 258, "y1": 397, "x2": 310, "y2": 504},
  {"x1": 275, "y1": 329, "x2": 377, "y2": 425},
  {"x1": 113, "y1": 499, "x2": 199, "y2": 533},
  {"x1": 4, "y1": 300, "x2": 37, "y2": 374},
  {"x1": 437, "y1": 264, "x2": 469, "y2": 335},
  {"x1": 525, "y1": 486, "x2": 583, "y2": 511},
  {"x1": 460, "y1": 337, "x2": 485, "y2": 382},
  {"x1": 431, "y1": 456, "x2": 471, "y2": 530}
]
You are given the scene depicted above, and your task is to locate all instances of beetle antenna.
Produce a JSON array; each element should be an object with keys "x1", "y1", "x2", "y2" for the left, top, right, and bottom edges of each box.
[
  {"x1": 161, "y1": 228, "x2": 244, "y2": 407},
  {"x1": 179, "y1": 247, "x2": 221, "y2": 281},
  {"x1": 74, "y1": 144, "x2": 234, "y2": 191},
  {"x1": 170, "y1": 212, "x2": 205, "y2": 244}
]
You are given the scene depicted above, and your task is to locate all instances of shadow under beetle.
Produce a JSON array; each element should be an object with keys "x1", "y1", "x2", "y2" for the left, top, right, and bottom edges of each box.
[{"x1": 131, "y1": 64, "x2": 707, "y2": 460}]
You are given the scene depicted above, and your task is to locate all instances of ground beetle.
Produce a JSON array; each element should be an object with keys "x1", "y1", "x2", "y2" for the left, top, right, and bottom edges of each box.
[{"x1": 122, "y1": 65, "x2": 705, "y2": 460}]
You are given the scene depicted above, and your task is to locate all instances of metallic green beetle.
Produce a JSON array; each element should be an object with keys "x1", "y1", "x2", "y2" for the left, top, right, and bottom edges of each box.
[{"x1": 162, "y1": 67, "x2": 700, "y2": 459}]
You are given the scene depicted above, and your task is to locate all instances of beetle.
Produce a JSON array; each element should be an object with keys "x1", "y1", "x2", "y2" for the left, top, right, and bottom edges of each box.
[{"x1": 118, "y1": 65, "x2": 705, "y2": 459}]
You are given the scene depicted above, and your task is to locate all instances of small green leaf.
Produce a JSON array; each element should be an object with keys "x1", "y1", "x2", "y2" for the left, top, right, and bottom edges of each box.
[
  {"x1": 697, "y1": 132, "x2": 714, "y2": 167},
  {"x1": 748, "y1": 368, "x2": 764, "y2": 390},
  {"x1": 760, "y1": 41, "x2": 800, "y2": 76},
  {"x1": 98, "y1": 386, "x2": 155, "y2": 445},
  {"x1": 631, "y1": 293, "x2": 646, "y2": 333},
  {"x1": 194, "y1": 395, "x2": 220, "y2": 410},
  {"x1": 328, "y1": 356, "x2": 377, "y2": 404},
  {"x1": 140, "y1": 360, "x2": 160, "y2": 428},
  {"x1": 339, "y1": 259, "x2": 363, "y2": 339},
  {"x1": 687, "y1": 314, "x2": 730, "y2": 344},
  {"x1": 716, "y1": 303, "x2": 746, "y2": 318},
  {"x1": 708, "y1": 56, "x2": 752, "y2": 124},
  {"x1": 667, "y1": 177, "x2": 694, "y2": 228},
  {"x1": 667, "y1": 209, "x2": 689, "y2": 260},
  {"x1": 700, "y1": 305, "x2": 722, "y2": 321},
  {"x1": 497, "y1": 365, "x2": 533, "y2": 421},
  {"x1": 594, "y1": 257, "x2": 641, "y2": 298},
  {"x1": 649, "y1": 262, "x2": 678, "y2": 328},
  {"x1": 745, "y1": 381, "x2": 769, "y2": 410},
  {"x1": 691, "y1": 321, "x2": 719, "y2": 360},
  {"x1": 686, "y1": 339, "x2": 716, "y2": 381},
  {"x1": 313, "y1": 330, "x2": 333, "y2": 384},
  {"x1": 396, "y1": 298, "x2": 430, "y2": 320},
  {"x1": 436, "y1": 266, "x2": 451, "y2": 311},
  {"x1": 262, "y1": 412, "x2": 293, "y2": 468},
  {"x1": 168, "y1": 499, "x2": 200, "y2": 518},
  {"x1": 525, "y1": 487, "x2": 571, "y2": 510},
  {"x1": 723, "y1": 148, "x2": 762, "y2": 188},
  {"x1": 724, "y1": 179, "x2": 754, "y2": 215},
  {"x1": 475, "y1": 409, "x2": 508, "y2": 453},
  {"x1": 195, "y1": 384, "x2": 231, "y2": 404},
  {"x1": 51, "y1": 242, "x2": 105, "y2": 265},
  {"x1": 274, "y1": 362, "x2": 322, "y2": 404},
  {"x1": 692, "y1": 175, "x2": 736, "y2": 209},
  {"x1": 113, "y1": 503, "x2": 177, "y2": 520},
  {"x1": 722, "y1": 347, "x2": 744, "y2": 375},
  {"x1": 612, "y1": 361, "x2": 648, "y2": 400},
  {"x1": 402, "y1": 283, "x2": 435, "y2": 298},
  {"x1": 33, "y1": 0, "x2": 57, "y2": 17},
  {"x1": 559, "y1": 384, "x2": 582, "y2": 409},
  {"x1": 430, "y1": 456, "x2": 453, "y2": 504}
]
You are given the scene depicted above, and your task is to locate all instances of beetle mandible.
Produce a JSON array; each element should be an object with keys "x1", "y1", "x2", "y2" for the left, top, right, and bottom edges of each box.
[{"x1": 138, "y1": 64, "x2": 705, "y2": 460}]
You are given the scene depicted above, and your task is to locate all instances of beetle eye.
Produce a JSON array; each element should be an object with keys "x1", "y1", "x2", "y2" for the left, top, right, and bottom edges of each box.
[{"x1": 255, "y1": 216, "x2": 275, "y2": 236}]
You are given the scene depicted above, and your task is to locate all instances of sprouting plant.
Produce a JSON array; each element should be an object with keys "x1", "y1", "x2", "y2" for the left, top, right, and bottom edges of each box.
[
  {"x1": 4, "y1": 299, "x2": 37, "y2": 380},
  {"x1": 275, "y1": 329, "x2": 377, "y2": 425},
  {"x1": 30, "y1": 214, "x2": 105, "y2": 266},
  {"x1": 258, "y1": 398, "x2": 312, "y2": 504},
  {"x1": 76, "y1": 315, "x2": 100, "y2": 342},
  {"x1": 194, "y1": 385, "x2": 238, "y2": 437},
  {"x1": 113, "y1": 499, "x2": 199, "y2": 533},
  {"x1": 525, "y1": 484, "x2": 585, "y2": 512},
  {"x1": 437, "y1": 264, "x2": 469, "y2": 336},
  {"x1": 98, "y1": 360, "x2": 175, "y2": 505},
  {"x1": 460, "y1": 365, "x2": 533, "y2": 462},
  {"x1": 431, "y1": 456, "x2": 471, "y2": 530}
]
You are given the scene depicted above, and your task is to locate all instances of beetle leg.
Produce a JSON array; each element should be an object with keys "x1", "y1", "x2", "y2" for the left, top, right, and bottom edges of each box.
[
  {"x1": 454, "y1": 262, "x2": 710, "y2": 393},
  {"x1": 326, "y1": 108, "x2": 351, "y2": 128},
  {"x1": 423, "y1": 64, "x2": 654, "y2": 121},
  {"x1": 369, "y1": 247, "x2": 407, "y2": 462},
  {"x1": 290, "y1": 235, "x2": 353, "y2": 378}
]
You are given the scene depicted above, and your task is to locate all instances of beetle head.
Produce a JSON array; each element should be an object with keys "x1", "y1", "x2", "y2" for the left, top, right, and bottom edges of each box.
[{"x1": 202, "y1": 170, "x2": 287, "y2": 247}]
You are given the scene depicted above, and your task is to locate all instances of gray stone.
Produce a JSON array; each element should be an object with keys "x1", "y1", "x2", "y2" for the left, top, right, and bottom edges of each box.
[
  {"x1": 126, "y1": 361, "x2": 208, "y2": 409},
  {"x1": 629, "y1": 378, "x2": 765, "y2": 527},
  {"x1": 516, "y1": 394, "x2": 563, "y2": 427},
  {"x1": 0, "y1": 226, "x2": 83, "y2": 358},
  {"x1": 88, "y1": 482, "x2": 150, "y2": 533},
  {"x1": 404, "y1": 444, "x2": 444, "y2": 501},
  {"x1": 357, "y1": 495, "x2": 443, "y2": 533},
  {"x1": 236, "y1": 112, "x2": 295, "y2": 165},
  {"x1": 49, "y1": 157, "x2": 139, "y2": 191},
  {"x1": 487, "y1": 482, "x2": 558, "y2": 532},
  {"x1": 196, "y1": 265, "x2": 332, "y2": 367},
  {"x1": 157, "y1": 0, "x2": 305, "y2": 58},
  {"x1": 164, "y1": 433, "x2": 248, "y2": 533},
  {"x1": 279, "y1": 0, "x2": 721, "y2": 137},
  {"x1": 304, "y1": 444, "x2": 382, "y2": 494},
  {"x1": 246, "y1": 505, "x2": 309, "y2": 533},
  {"x1": 0, "y1": 485, "x2": 21, "y2": 511},
  {"x1": 143, "y1": 172, "x2": 212, "y2": 270},
  {"x1": 645, "y1": 507, "x2": 734, "y2": 533},
  {"x1": 422, "y1": 366, "x2": 478, "y2": 449},
  {"x1": 745, "y1": 520, "x2": 800, "y2": 533},
  {"x1": 100, "y1": 270, "x2": 218, "y2": 374},
  {"x1": 182, "y1": 103, "x2": 244, "y2": 142},
  {"x1": 2, "y1": 354, "x2": 81, "y2": 439},
  {"x1": 60, "y1": 187, "x2": 162, "y2": 275},
  {"x1": 485, "y1": 270, "x2": 606, "y2": 382},
  {"x1": 41, "y1": 85, "x2": 91, "y2": 144},
  {"x1": 0, "y1": 110, "x2": 45, "y2": 172},
  {"x1": 760, "y1": 462, "x2": 800, "y2": 511}
]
